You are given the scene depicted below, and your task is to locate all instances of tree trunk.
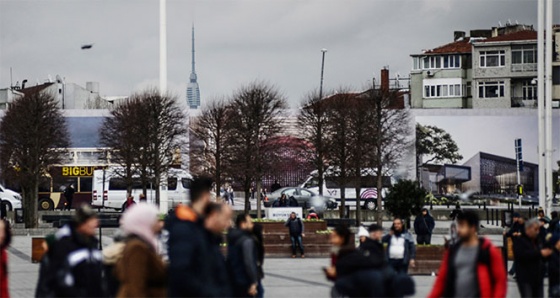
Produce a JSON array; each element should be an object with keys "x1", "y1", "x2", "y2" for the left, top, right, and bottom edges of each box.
[
  {"x1": 23, "y1": 177, "x2": 39, "y2": 228},
  {"x1": 256, "y1": 180, "x2": 262, "y2": 219},
  {"x1": 355, "y1": 186, "x2": 361, "y2": 226},
  {"x1": 376, "y1": 166, "x2": 383, "y2": 226},
  {"x1": 244, "y1": 179, "x2": 251, "y2": 214}
]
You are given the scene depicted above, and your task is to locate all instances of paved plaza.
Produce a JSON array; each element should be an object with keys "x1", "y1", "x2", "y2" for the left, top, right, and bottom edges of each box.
[{"x1": 7, "y1": 234, "x2": 533, "y2": 297}]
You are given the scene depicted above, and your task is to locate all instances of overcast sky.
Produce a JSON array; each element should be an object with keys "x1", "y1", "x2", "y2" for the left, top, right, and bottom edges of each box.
[{"x1": 0, "y1": 0, "x2": 557, "y2": 108}]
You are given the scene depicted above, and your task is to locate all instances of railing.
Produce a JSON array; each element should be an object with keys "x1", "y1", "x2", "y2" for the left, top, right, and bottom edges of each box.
[{"x1": 511, "y1": 63, "x2": 537, "y2": 72}]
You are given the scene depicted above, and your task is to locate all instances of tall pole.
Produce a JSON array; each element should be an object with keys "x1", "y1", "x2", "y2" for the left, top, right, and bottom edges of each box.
[
  {"x1": 319, "y1": 48, "x2": 327, "y2": 99},
  {"x1": 545, "y1": 0, "x2": 554, "y2": 215},
  {"x1": 159, "y1": 0, "x2": 169, "y2": 213},
  {"x1": 537, "y1": 0, "x2": 546, "y2": 210},
  {"x1": 159, "y1": 0, "x2": 167, "y2": 94}
]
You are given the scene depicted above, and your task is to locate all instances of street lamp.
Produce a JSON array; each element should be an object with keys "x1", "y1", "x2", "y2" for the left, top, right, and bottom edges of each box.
[{"x1": 319, "y1": 48, "x2": 327, "y2": 100}]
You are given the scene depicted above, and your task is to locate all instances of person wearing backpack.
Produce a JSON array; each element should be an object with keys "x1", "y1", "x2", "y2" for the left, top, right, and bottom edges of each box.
[
  {"x1": 429, "y1": 211, "x2": 507, "y2": 298},
  {"x1": 414, "y1": 208, "x2": 435, "y2": 245},
  {"x1": 285, "y1": 212, "x2": 305, "y2": 258}
]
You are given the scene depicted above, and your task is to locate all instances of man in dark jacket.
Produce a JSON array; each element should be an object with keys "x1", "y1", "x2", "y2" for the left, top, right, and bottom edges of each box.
[
  {"x1": 167, "y1": 177, "x2": 219, "y2": 297},
  {"x1": 203, "y1": 202, "x2": 233, "y2": 297},
  {"x1": 47, "y1": 205, "x2": 106, "y2": 297},
  {"x1": 63, "y1": 184, "x2": 75, "y2": 210},
  {"x1": 514, "y1": 218, "x2": 551, "y2": 298},
  {"x1": 382, "y1": 218, "x2": 416, "y2": 274},
  {"x1": 285, "y1": 212, "x2": 305, "y2": 258},
  {"x1": 358, "y1": 224, "x2": 385, "y2": 266},
  {"x1": 227, "y1": 214, "x2": 259, "y2": 297},
  {"x1": 549, "y1": 211, "x2": 559, "y2": 234},
  {"x1": 505, "y1": 212, "x2": 524, "y2": 276},
  {"x1": 414, "y1": 208, "x2": 435, "y2": 245},
  {"x1": 252, "y1": 223, "x2": 265, "y2": 298}
]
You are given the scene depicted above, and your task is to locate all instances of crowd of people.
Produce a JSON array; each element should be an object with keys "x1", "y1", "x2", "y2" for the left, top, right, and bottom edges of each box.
[
  {"x1": 23, "y1": 177, "x2": 267, "y2": 298},
  {"x1": 1, "y1": 176, "x2": 560, "y2": 297}
]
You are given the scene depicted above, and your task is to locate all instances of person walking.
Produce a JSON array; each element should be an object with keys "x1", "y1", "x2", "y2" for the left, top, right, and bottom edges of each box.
[
  {"x1": 227, "y1": 214, "x2": 259, "y2": 297},
  {"x1": 0, "y1": 219, "x2": 11, "y2": 298},
  {"x1": 47, "y1": 205, "x2": 106, "y2": 297},
  {"x1": 358, "y1": 224, "x2": 386, "y2": 264},
  {"x1": 382, "y1": 218, "x2": 416, "y2": 274},
  {"x1": 505, "y1": 212, "x2": 524, "y2": 276},
  {"x1": 124, "y1": 194, "x2": 136, "y2": 211},
  {"x1": 285, "y1": 212, "x2": 305, "y2": 258},
  {"x1": 546, "y1": 233, "x2": 560, "y2": 298},
  {"x1": 429, "y1": 211, "x2": 507, "y2": 298},
  {"x1": 514, "y1": 218, "x2": 550, "y2": 298},
  {"x1": 549, "y1": 211, "x2": 559, "y2": 234},
  {"x1": 414, "y1": 208, "x2": 435, "y2": 245},
  {"x1": 228, "y1": 185, "x2": 235, "y2": 206},
  {"x1": 116, "y1": 203, "x2": 166, "y2": 297},
  {"x1": 252, "y1": 223, "x2": 265, "y2": 298},
  {"x1": 167, "y1": 177, "x2": 220, "y2": 297},
  {"x1": 203, "y1": 202, "x2": 233, "y2": 297},
  {"x1": 63, "y1": 184, "x2": 75, "y2": 210}
]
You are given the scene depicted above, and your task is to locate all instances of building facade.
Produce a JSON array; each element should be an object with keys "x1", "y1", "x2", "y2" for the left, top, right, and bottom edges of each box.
[
  {"x1": 410, "y1": 24, "x2": 560, "y2": 109},
  {"x1": 462, "y1": 152, "x2": 538, "y2": 196}
]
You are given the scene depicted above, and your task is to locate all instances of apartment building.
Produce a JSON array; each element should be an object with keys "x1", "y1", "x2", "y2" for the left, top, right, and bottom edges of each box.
[{"x1": 410, "y1": 24, "x2": 559, "y2": 109}]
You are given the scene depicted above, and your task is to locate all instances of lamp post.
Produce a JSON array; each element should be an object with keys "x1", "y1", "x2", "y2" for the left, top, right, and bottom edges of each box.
[{"x1": 319, "y1": 48, "x2": 327, "y2": 100}]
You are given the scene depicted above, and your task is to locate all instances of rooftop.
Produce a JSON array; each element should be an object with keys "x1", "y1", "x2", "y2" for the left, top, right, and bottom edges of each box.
[
  {"x1": 475, "y1": 30, "x2": 537, "y2": 43},
  {"x1": 423, "y1": 37, "x2": 473, "y2": 54}
]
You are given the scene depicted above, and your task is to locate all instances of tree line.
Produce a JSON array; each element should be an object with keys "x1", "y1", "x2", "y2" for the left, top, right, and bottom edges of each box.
[{"x1": 192, "y1": 82, "x2": 412, "y2": 225}]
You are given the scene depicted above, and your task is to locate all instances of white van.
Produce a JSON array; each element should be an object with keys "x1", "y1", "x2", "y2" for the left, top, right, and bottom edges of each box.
[
  {"x1": 0, "y1": 184, "x2": 22, "y2": 211},
  {"x1": 91, "y1": 167, "x2": 193, "y2": 211}
]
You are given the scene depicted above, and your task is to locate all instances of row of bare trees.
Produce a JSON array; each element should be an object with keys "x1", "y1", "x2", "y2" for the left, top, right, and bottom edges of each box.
[
  {"x1": 299, "y1": 86, "x2": 410, "y2": 225},
  {"x1": 100, "y1": 89, "x2": 187, "y2": 206},
  {"x1": 190, "y1": 82, "x2": 288, "y2": 215}
]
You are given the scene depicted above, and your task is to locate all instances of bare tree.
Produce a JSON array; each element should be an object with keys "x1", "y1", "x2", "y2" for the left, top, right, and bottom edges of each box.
[
  {"x1": 323, "y1": 91, "x2": 356, "y2": 218},
  {"x1": 136, "y1": 89, "x2": 187, "y2": 206},
  {"x1": 228, "y1": 82, "x2": 287, "y2": 214},
  {"x1": 99, "y1": 97, "x2": 139, "y2": 195},
  {"x1": 364, "y1": 87, "x2": 411, "y2": 225},
  {"x1": 190, "y1": 98, "x2": 234, "y2": 195},
  {"x1": 298, "y1": 90, "x2": 329, "y2": 196},
  {"x1": 0, "y1": 92, "x2": 69, "y2": 228},
  {"x1": 99, "y1": 89, "x2": 187, "y2": 207}
]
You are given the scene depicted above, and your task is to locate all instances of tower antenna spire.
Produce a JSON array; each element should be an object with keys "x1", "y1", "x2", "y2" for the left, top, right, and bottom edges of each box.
[{"x1": 191, "y1": 24, "x2": 195, "y2": 73}]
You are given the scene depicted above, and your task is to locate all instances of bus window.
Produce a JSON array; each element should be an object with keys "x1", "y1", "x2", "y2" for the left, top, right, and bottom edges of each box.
[
  {"x1": 181, "y1": 178, "x2": 192, "y2": 189},
  {"x1": 53, "y1": 177, "x2": 78, "y2": 192},
  {"x1": 109, "y1": 178, "x2": 127, "y2": 191},
  {"x1": 80, "y1": 177, "x2": 93, "y2": 192},
  {"x1": 168, "y1": 178, "x2": 178, "y2": 191}
]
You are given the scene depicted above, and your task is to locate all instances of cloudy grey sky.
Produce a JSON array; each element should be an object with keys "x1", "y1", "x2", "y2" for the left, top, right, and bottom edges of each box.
[{"x1": 0, "y1": 0, "x2": 556, "y2": 107}]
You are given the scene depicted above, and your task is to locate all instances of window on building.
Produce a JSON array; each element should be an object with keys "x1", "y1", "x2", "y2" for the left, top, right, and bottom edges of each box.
[
  {"x1": 424, "y1": 83, "x2": 463, "y2": 98},
  {"x1": 478, "y1": 81, "x2": 505, "y2": 98},
  {"x1": 480, "y1": 51, "x2": 505, "y2": 67},
  {"x1": 522, "y1": 81, "x2": 537, "y2": 100},
  {"x1": 553, "y1": 66, "x2": 560, "y2": 85},
  {"x1": 512, "y1": 45, "x2": 536, "y2": 64},
  {"x1": 420, "y1": 55, "x2": 461, "y2": 69}
]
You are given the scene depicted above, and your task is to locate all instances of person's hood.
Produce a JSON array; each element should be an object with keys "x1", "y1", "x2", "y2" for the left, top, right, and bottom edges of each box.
[
  {"x1": 357, "y1": 226, "x2": 369, "y2": 238},
  {"x1": 120, "y1": 203, "x2": 159, "y2": 250}
]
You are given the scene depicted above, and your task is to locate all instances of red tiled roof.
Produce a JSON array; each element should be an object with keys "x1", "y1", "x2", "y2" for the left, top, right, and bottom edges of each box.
[
  {"x1": 19, "y1": 82, "x2": 54, "y2": 96},
  {"x1": 476, "y1": 30, "x2": 537, "y2": 43},
  {"x1": 424, "y1": 38, "x2": 472, "y2": 54}
]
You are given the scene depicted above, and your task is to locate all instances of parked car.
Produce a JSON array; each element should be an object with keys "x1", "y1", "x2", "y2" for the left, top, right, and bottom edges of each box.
[
  {"x1": 263, "y1": 187, "x2": 338, "y2": 210},
  {"x1": 0, "y1": 184, "x2": 22, "y2": 212}
]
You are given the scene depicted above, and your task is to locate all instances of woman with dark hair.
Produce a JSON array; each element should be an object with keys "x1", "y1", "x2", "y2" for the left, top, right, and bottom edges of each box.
[{"x1": 1, "y1": 219, "x2": 12, "y2": 298}]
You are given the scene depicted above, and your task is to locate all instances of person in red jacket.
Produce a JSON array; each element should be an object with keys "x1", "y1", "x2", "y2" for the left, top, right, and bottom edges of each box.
[
  {"x1": 0, "y1": 219, "x2": 12, "y2": 298},
  {"x1": 429, "y1": 211, "x2": 507, "y2": 298}
]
